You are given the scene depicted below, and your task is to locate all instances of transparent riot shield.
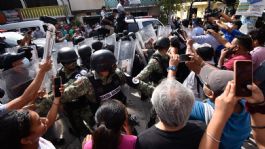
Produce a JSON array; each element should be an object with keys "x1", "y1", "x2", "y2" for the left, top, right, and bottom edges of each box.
[
  {"x1": 0, "y1": 61, "x2": 37, "y2": 101},
  {"x1": 104, "y1": 33, "x2": 116, "y2": 47},
  {"x1": 139, "y1": 24, "x2": 157, "y2": 46},
  {"x1": 157, "y1": 25, "x2": 172, "y2": 38},
  {"x1": 115, "y1": 40, "x2": 136, "y2": 75}
]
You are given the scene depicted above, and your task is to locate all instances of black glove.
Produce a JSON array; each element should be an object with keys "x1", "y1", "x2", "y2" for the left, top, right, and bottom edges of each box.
[
  {"x1": 0, "y1": 88, "x2": 5, "y2": 98},
  {"x1": 124, "y1": 73, "x2": 139, "y2": 88}
]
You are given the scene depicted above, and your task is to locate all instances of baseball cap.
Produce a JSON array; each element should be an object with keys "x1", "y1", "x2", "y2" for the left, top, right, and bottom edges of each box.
[
  {"x1": 199, "y1": 64, "x2": 234, "y2": 96},
  {"x1": 0, "y1": 52, "x2": 26, "y2": 70}
]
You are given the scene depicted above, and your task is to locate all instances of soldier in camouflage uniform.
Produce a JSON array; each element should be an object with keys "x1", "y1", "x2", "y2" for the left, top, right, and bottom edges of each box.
[
  {"x1": 36, "y1": 47, "x2": 93, "y2": 139},
  {"x1": 136, "y1": 37, "x2": 171, "y2": 85},
  {"x1": 60, "y1": 49, "x2": 154, "y2": 105},
  {"x1": 36, "y1": 49, "x2": 154, "y2": 136}
]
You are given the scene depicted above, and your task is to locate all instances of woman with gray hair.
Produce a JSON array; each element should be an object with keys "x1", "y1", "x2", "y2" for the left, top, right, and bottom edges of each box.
[{"x1": 136, "y1": 78, "x2": 205, "y2": 149}]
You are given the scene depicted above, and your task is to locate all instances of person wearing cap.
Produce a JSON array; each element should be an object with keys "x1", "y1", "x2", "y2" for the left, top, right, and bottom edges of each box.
[
  {"x1": 0, "y1": 76, "x2": 62, "y2": 149},
  {"x1": 0, "y1": 52, "x2": 33, "y2": 99},
  {"x1": 186, "y1": 54, "x2": 251, "y2": 149},
  {"x1": 0, "y1": 57, "x2": 52, "y2": 117},
  {"x1": 183, "y1": 43, "x2": 215, "y2": 99}
]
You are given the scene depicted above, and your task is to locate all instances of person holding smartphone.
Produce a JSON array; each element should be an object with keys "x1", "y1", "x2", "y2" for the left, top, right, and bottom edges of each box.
[
  {"x1": 0, "y1": 60, "x2": 64, "y2": 149},
  {"x1": 187, "y1": 54, "x2": 251, "y2": 149},
  {"x1": 0, "y1": 57, "x2": 52, "y2": 117}
]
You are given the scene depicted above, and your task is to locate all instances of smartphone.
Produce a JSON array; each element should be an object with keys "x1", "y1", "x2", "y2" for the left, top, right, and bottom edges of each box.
[
  {"x1": 234, "y1": 60, "x2": 252, "y2": 97},
  {"x1": 54, "y1": 77, "x2": 62, "y2": 97},
  {"x1": 179, "y1": 54, "x2": 191, "y2": 62}
]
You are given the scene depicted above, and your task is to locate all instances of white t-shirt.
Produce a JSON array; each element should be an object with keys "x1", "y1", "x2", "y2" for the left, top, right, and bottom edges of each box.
[
  {"x1": 117, "y1": 3, "x2": 125, "y2": 12},
  {"x1": 38, "y1": 137, "x2": 56, "y2": 149}
]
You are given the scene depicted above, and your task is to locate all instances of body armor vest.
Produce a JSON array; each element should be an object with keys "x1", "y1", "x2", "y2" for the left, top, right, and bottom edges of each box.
[
  {"x1": 87, "y1": 72, "x2": 127, "y2": 105},
  {"x1": 149, "y1": 53, "x2": 169, "y2": 84}
]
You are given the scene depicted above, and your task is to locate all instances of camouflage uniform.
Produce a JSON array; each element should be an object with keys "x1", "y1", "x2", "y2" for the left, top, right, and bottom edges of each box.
[
  {"x1": 36, "y1": 66, "x2": 93, "y2": 137},
  {"x1": 36, "y1": 67, "x2": 154, "y2": 127},
  {"x1": 136, "y1": 50, "x2": 169, "y2": 85}
]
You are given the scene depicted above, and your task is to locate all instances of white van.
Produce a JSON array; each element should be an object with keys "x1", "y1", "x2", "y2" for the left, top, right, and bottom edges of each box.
[{"x1": 0, "y1": 20, "x2": 45, "y2": 33}]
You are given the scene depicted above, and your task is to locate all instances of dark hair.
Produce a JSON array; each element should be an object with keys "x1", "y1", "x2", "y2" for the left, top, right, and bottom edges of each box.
[
  {"x1": 0, "y1": 110, "x2": 31, "y2": 149},
  {"x1": 236, "y1": 34, "x2": 253, "y2": 51},
  {"x1": 204, "y1": 23, "x2": 219, "y2": 32},
  {"x1": 112, "y1": 9, "x2": 118, "y2": 13},
  {"x1": 197, "y1": 46, "x2": 214, "y2": 61},
  {"x1": 92, "y1": 100, "x2": 126, "y2": 149},
  {"x1": 102, "y1": 6, "x2": 106, "y2": 9},
  {"x1": 170, "y1": 36, "x2": 180, "y2": 49},
  {"x1": 232, "y1": 20, "x2": 242, "y2": 29},
  {"x1": 249, "y1": 29, "x2": 265, "y2": 45},
  {"x1": 181, "y1": 19, "x2": 189, "y2": 28}
]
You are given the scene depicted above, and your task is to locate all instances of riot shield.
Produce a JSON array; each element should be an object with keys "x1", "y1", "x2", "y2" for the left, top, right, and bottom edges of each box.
[
  {"x1": 115, "y1": 40, "x2": 136, "y2": 75},
  {"x1": 157, "y1": 25, "x2": 172, "y2": 38},
  {"x1": 139, "y1": 24, "x2": 157, "y2": 46},
  {"x1": 0, "y1": 61, "x2": 37, "y2": 100},
  {"x1": 104, "y1": 33, "x2": 116, "y2": 47}
]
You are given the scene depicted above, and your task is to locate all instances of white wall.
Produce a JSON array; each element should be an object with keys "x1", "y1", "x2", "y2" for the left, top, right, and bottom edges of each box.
[{"x1": 69, "y1": 0, "x2": 105, "y2": 11}]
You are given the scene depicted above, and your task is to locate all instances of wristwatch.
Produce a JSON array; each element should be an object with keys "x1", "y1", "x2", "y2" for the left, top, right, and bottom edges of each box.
[{"x1": 167, "y1": 66, "x2": 177, "y2": 71}]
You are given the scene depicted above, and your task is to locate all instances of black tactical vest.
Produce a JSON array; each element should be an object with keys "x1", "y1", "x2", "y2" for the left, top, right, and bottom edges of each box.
[
  {"x1": 87, "y1": 72, "x2": 127, "y2": 105},
  {"x1": 149, "y1": 53, "x2": 169, "y2": 84}
]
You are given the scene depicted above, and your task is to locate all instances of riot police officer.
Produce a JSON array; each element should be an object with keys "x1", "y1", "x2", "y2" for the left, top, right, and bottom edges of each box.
[
  {"x1": 135, "y1": 37, "x2": 171, "y2": 84},
  {"x1": 56, "y1": 47, "x2": 93, "y2": 138},
  {"x1": 77, "y1": 44, "x2": 92, "y2": 70},
  {"x1": 57, "y1": 47, "x2": 88, "y2": 84}
]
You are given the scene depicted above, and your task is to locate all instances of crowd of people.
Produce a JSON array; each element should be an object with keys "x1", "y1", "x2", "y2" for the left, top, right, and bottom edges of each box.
[{"x1": 1, "y1": 1, "x2": 265, "y2": 149}]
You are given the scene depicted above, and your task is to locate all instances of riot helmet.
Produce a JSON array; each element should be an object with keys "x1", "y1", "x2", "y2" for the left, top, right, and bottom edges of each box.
[
  {"x1": 92, "y1": 41, "x2": 103, "y2": 51},
  {"x1": 78, "y1": 44, "x2": 92, "y2": 60},
  {"x1": 90, "y1": 49, "x2": 116, "y2": 73},
  {"x1": 154, "y1": 37, "x2": 170, "y2": 50},
  {"x1": 57, "y1": 47, "x2": 78, "y2": 64}
]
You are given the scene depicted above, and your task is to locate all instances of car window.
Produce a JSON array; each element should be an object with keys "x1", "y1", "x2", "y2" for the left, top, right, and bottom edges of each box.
[
  {"x1": 128, "y1": 23, "x2": 139, "y2": 32},
  {"x1": 142, "y1": 20, "x2": 162, "y2": 28}
]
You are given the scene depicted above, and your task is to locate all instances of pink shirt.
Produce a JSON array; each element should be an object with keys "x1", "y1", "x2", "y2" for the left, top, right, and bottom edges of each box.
[
  {"x1": 84, "y1": 134, "x2": 137, "y2": 149},
  {"x1": 250, "y1": 46, "x2": 265, "y2": 71},
  {"x1": 223, "y1": 54, "x2": 252, "y2": 71}
]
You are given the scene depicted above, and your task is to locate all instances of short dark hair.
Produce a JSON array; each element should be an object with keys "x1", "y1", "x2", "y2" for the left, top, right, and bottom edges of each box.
[
  {"x1": 181, "y1": 19, "x2": 189, "y2": 28},
  {"x1": 232, "y1": 20, "x2": 242, "y2": 29},
  {"x1": 102, "y1": 6, "x2": 106, "y2": 9},
  {"x1": 249, "y1": 29, "x2": 265, "y2": 45},
  {"x1": 236, "y1": 34, "x2": 253, "y2": 51},
  {"x1": 197, "y1": 46, "x2": 214, "y2": 61},
  {"x1": 112, "y1": 9, "x2": 118, "y2": 13}
]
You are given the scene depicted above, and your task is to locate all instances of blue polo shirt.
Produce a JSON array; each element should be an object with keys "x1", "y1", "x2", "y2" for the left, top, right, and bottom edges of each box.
[
  {"x1": 221, "y1": 29, "x2": 243, "y2": 42},
  {"x1": 190, "y1": 99, "x2": 251, "y2": 149}
]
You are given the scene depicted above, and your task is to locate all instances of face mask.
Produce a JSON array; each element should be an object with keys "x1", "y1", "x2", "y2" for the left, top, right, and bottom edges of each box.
[{"x1": 22, "y1": 58, "x2": 30, "y2": 67}]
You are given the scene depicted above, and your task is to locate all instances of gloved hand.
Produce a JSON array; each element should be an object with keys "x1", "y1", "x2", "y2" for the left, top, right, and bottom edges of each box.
[{"x1": 124, "y1": 73, "x2": 140, "y2": 88}]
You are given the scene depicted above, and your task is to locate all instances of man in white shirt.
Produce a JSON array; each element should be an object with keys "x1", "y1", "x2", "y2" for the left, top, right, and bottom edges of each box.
[{"x1": 117, "y1": 0, "x2": 125, "y2": 13}]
